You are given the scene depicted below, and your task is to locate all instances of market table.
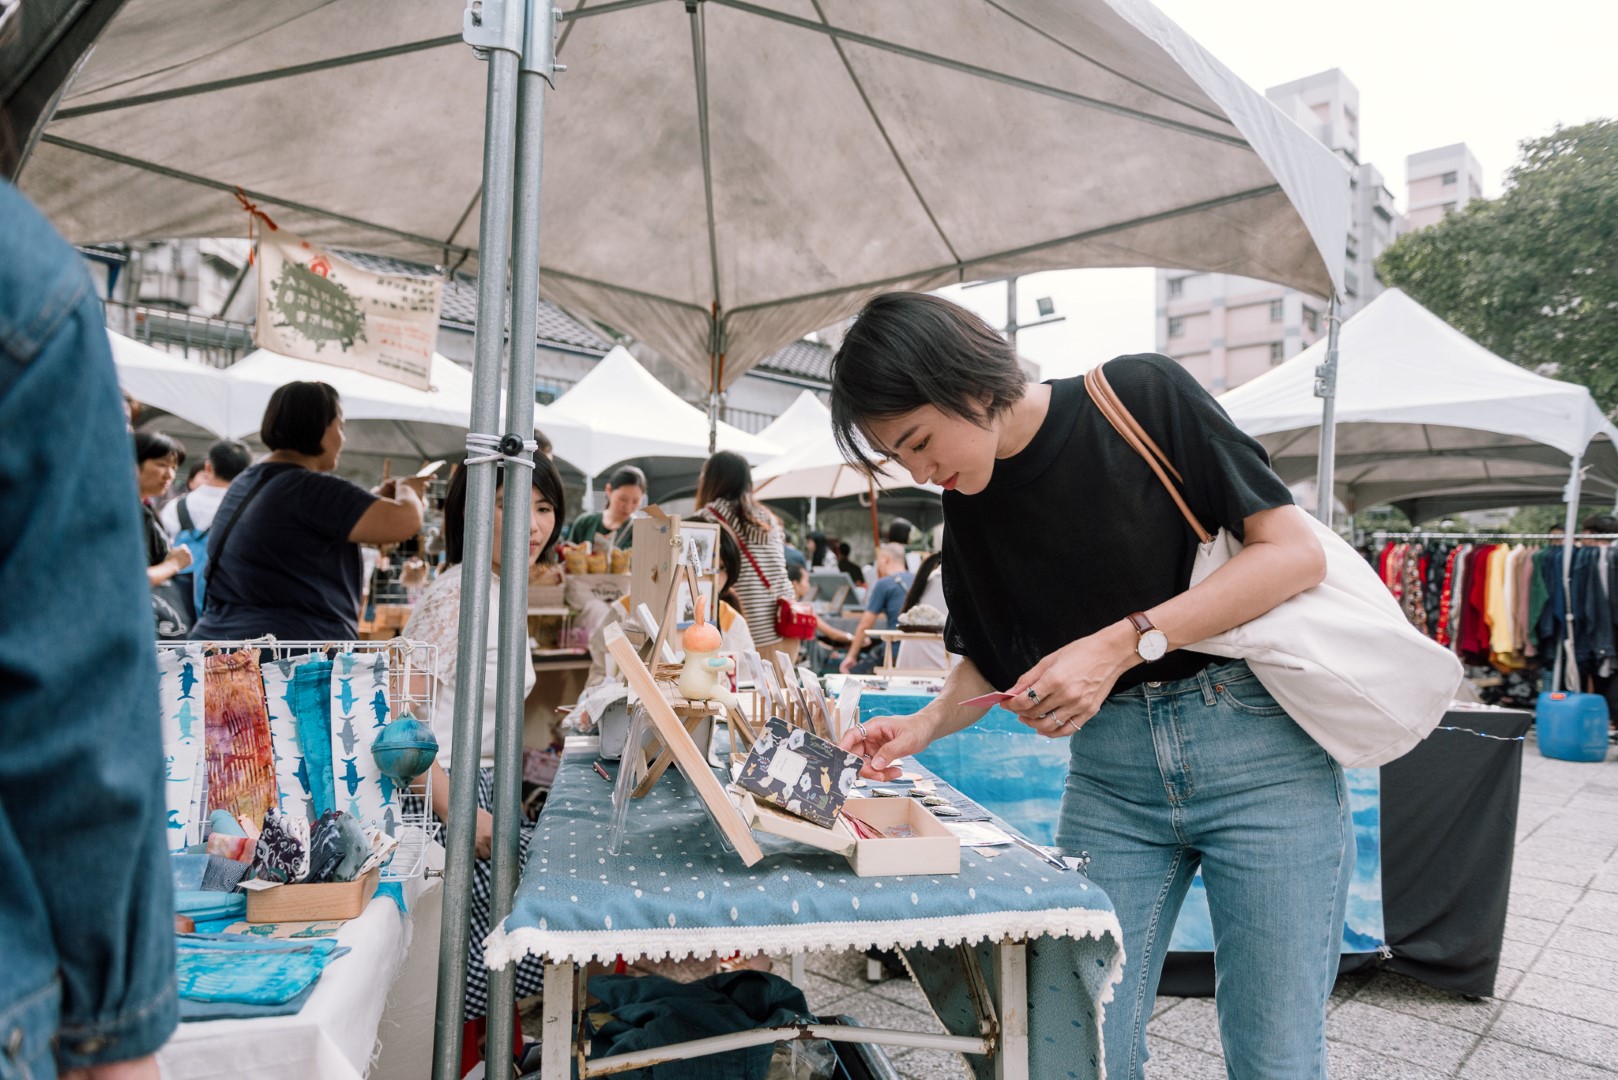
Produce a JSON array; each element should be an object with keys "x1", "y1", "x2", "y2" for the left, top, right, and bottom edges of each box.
[
  {"x1": 485, "y1": 739, "x2": 1124, "y2": 1080},
  {"x1": 159, "y1": 872, "x2": 442, "y2": 1080}
]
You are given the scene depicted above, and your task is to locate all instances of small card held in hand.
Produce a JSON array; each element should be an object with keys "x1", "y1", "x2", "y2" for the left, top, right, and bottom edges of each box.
[{"x1": 736, "y1": 716, "x2": 864, "y2": 829}]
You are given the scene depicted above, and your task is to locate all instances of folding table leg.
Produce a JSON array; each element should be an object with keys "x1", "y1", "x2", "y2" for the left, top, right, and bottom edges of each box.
[
  {"x1": 540, "y1": 961, "x2": 574, "y2": 1079},
  {"x1": 993, "y1": 940, "x2": 1029, "y2": 1080}
]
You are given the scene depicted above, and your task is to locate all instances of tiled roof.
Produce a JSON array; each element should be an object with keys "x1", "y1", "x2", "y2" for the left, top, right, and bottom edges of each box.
[
  {"x1": 334, "y1": 250, "x2": 614, "y2": 355},
  {"x1": 754, "y1": 337, "x2": 833, "y2": 384}
]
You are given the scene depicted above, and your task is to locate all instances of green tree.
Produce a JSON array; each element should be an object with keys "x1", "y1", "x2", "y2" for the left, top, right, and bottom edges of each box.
[{"x1": 1377, "y1": 119, "x2": 1618, "y2": 408}]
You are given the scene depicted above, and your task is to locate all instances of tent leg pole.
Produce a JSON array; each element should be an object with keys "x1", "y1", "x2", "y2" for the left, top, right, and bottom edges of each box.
[
  {"x1": 809, "y1": 495, "x2": 817, "y2": 531},
  {"x1": 1561, "y1": 455, "x2": 1583, "y2": 693},
  {"x1": 486, "y1": 0, "x2": 559, "y2": 1071},
  {"x1": 432, "y1": 5, "x2": 527, "y2": 1079},
  {"x1": 1313, "y1": 294, "x2": 1342, "y2": 529}
]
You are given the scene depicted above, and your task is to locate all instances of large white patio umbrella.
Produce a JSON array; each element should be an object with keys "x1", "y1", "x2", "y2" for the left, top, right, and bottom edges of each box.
[{"x1": 107, "y1": 329, "x2": 231, "y2": 436}]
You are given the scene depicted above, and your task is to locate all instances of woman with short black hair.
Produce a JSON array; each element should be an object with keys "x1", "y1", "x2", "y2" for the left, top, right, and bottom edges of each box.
[
  {"x1": 830, "y1": 291, "x2": 1345, "y2": 1080},
  {"x1": 567, "y1": 464, "x2": 646, "y2": 551},
  {"x1": 190, "y1": 381, "x2": 426, "y2": 641},
  {"x1": 134, "y1": 432, "x2": 193, "y2": 637}
]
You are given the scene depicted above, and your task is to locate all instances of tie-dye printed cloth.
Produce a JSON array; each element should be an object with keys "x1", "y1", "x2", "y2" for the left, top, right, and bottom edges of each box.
[
  {"x1": 158, "y1": 647, "x2": 209, "y2": 850},
  {"x1": 203, "y1": 650, "x2": 279, "y2": 832}
]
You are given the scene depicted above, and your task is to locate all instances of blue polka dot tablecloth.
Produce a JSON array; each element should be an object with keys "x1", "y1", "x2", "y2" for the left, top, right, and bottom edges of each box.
[{"x1": 487, "y1": 746, "x2": 1124, "y2": 1080}]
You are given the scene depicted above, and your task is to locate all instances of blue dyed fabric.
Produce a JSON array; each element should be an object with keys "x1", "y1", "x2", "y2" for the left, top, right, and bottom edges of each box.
[
  {"x1": 497, "y1": 751, "x2": 1122, "y2": 1080},
  {"x1": 175, "y1": 934, "x2": 347, "y2": 1005},
  {"x1": 292, "y1": 661, "x2": 335, "y2": 817},
  {"x1": 180, "y1": 978, "x2": 319, "y2": 1022},
  {"x1": 173, "y1": 892, "x2": 246, "y2": 922}
]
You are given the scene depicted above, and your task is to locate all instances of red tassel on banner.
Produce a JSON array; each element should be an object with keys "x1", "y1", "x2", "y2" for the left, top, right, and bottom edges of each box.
[{"x1": 234, "y1": 187, "x2": 279, "y2": 266}]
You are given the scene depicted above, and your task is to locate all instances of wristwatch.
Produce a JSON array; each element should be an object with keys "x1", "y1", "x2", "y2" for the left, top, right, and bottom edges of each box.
[{"x1": 1126, "y1": 612, "x2": 1168, "y2": 663}]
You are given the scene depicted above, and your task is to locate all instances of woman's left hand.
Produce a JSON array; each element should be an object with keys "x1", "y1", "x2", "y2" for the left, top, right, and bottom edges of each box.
[{"x1": 1003, "y1": 623, "x2": 1137, "y2": 738}]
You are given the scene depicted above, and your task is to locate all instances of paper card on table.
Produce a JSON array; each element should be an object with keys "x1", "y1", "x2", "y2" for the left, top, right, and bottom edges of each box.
[
  {"x1": 736, "y1": 716, "x2": 863, "y2": 829},
  {"x1": 958, "y1": 691, "x2": 1016, "y2": 708}
]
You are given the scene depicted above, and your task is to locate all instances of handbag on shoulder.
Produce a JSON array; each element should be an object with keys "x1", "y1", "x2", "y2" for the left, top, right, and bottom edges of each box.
[
  {"x1": 1084, "y1": 364, "x2": 1464, "y2": 768},
  {"x1": 704, "y1": 507, "x2": 817, "y2": 641}
]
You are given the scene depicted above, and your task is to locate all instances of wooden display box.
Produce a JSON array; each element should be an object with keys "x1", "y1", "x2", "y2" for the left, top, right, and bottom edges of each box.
[
  {"x1": 731, "y1": 789, "x2": 959, "y2": 878},
  {"x1": 244, "y1": 868, "x2": 380, "y2": 924}
]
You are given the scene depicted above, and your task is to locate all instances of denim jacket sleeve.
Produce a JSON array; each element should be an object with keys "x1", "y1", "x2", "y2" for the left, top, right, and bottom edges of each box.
[{"x1": 0, "y1": 179, "x2": 178, "y2": 1074}]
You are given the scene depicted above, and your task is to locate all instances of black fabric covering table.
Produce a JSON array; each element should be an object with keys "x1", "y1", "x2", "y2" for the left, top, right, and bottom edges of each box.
[{"x1": 1159, "y1": 706, "x2": 1529, "y2": 999}]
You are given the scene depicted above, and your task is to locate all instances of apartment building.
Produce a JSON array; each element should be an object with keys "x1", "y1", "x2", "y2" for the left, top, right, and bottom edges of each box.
[
  {"x1": 1405, "y1": 143, "x2": 1484, "y2": 231},
  {"x1": 1156, "y1": 69, "x2": 1403, "y2": 392}
]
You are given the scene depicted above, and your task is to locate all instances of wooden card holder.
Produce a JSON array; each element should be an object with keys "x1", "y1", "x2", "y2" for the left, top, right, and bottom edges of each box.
[
  {"x1": 731, "y1": 790, "x2": 960, "y2": 878},
  {"x1": 604, "y1": 623, "x2": 764, "y2": 864}
]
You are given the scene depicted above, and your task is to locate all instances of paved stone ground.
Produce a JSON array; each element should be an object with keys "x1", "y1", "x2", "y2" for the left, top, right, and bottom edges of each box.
[{"x1": 786, "y1": 731, "x2": 1618, "y2": 1079}]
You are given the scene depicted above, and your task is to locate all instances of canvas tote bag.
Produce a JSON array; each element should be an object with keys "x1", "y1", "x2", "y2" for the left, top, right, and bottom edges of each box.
[{"x1": 1084, "y1": 364, "x2": 1464, "y2": 768}]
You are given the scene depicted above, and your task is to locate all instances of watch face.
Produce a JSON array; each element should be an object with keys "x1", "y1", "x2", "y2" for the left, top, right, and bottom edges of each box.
[{"x1": 1137, "y1": 629, "x2": 1169, "y2": 662}]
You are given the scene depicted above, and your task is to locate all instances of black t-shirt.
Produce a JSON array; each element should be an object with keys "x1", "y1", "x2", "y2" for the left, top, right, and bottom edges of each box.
[
  {"x1": 191, "y1": 462, "x2": 377, "y2": 641},
  {"x1": 943, "y1": 354, "x2": 1294, "y2": 694}
]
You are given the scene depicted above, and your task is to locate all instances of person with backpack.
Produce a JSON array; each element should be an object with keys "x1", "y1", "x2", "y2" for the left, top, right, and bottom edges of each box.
[{"x1": 160, "y1": 439, "x2": 251, "y2": 618}]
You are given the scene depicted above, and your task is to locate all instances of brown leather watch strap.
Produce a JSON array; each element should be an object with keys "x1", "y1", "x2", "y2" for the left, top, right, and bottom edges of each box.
[{"x1": 1127, "y1": 611, "x2": 1155, "y2": 635}]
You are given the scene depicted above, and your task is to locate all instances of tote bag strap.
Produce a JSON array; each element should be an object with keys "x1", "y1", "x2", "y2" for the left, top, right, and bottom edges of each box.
[{"x1": 1082, "y1": 365, "x2": 1213, "y2": 545}]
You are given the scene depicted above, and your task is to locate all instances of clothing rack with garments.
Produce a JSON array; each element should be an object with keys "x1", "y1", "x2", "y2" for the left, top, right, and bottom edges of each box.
[{"x1": 1369, "y1": 533, "x2": 1618, "y2": 699}]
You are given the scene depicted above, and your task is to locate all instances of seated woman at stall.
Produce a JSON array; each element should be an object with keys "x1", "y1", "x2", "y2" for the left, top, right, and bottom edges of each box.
[
  {"x1": 190, "y1": 381, "x2": 425, "y2": 641},
  {"x1": 892, "y1": 549, "x2": 953, "y2": 673},
  {"x1": 567, "y1": 464, "x2": 645, "y2": 552},
  {"x1": 401, "y1": 450, "x2": 565, "y2": 1065}
]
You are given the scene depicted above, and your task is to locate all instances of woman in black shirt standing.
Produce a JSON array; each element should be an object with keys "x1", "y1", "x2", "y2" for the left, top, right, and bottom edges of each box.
[{"x1": 830, "y1": 292, "x2": 1348, "y2": 1080}]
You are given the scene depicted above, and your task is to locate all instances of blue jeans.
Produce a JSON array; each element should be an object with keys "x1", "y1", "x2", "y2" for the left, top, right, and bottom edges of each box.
[{"x1": 1055, "y1": 659, "x2": 1351, "y2": 1080}]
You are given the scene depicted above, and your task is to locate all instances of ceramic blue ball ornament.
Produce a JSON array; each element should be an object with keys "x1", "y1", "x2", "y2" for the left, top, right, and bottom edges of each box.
[{"x1": 370, "y1": 709, "x2": 439, "y2": 783}]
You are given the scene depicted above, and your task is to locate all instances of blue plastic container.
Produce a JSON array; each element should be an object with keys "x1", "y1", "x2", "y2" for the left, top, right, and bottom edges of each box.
[{"x1": 1535, "y1": 691, "x2": 1610, "y2": 762}]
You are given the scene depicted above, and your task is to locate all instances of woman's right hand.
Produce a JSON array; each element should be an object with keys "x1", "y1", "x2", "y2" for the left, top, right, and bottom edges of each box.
[
  {"x1": 838, "y1": 710, "x2": 940, "y2": 781},
  {"x1": 168, "y1": 546, "x2": 193, "y2": 572}
]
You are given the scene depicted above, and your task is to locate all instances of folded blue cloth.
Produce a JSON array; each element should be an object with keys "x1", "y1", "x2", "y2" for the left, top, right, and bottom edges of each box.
[
  {"x1": 174, "y1": 891, "x2": 246, "y2": 921},
  {"x1": 180, "y1": 978, "x2": 319, "y2": 1021},
  {"x1": 376, "y1": 881, "x2": 407, "y2": 914},
  {"x1": 175, "y1": 933, "x2": 348, "y2": 1006}
]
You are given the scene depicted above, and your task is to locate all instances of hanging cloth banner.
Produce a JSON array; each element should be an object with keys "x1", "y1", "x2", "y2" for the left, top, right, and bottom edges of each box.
[{"x1": 254, "y1": 230, "x2": 442, "y2": 391}]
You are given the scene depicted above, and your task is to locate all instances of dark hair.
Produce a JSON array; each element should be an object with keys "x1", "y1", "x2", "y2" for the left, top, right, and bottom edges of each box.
[
  {"x1": 442, "y1": 454, "x2": 567, "y2": 566},
  {"x1": 902, "y1": 551, "x2": 942, "y2": 612},
  {"x1": 207, "y1": 439, "x2": 252, "y2": 481},
  {"x1": 787, "y1": 562, "x2": 808, "y2": 585},
  {"x1": 134, "y1": 430, "x2": 186, "y2": 467},
  {"x1": 1582, "y1": 513, "x2": 1618, "y2": 535},
  {"x1": 534, "y1": 427, "x2": 553, "y2": 458},
  {"x1": 695, "y1": 450, "x2": 768, "y2": 530},
  {"x1": 261, "y1": 381, "x2": 341, "y2": 456},
  {"x1": 830, "y1": 292, "x2": 1027, "y2": 472},
  {"x1": 886, "y1": 517, "x2": 913, "y2": 545},
  {"x1": 186, "y1": 461, "x2": 206, "y2": 485},
  {"x1": 837, "y1": 541, "x2": 851, "y2": 558},
  {"x1": 607, "y1": 465, "x2": 647, "y2": 491},
  {"x1": 716, "y1": 529, "x2": 744, "y2": 616}
]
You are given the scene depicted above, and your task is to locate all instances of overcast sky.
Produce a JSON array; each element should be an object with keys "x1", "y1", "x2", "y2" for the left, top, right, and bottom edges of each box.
[{"x1": 940, "y1": 0, "x2": 1618, "y2": 382}]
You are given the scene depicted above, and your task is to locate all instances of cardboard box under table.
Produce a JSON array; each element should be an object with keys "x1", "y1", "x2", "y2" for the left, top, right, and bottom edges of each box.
[{"x1": 483, "y1": 738, "x2": 1124, "y2": 1080}]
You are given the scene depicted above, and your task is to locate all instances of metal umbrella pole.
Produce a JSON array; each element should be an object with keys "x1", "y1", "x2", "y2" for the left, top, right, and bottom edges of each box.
[
  {"x1": 1560, "y1": 454, "x2": 1584, "y2": 693},
  {"x1": 431, "y1": 1, "x2": 526, "y2": 1076},
  {"x1": 486, "y1": 0, "x2": 561, "y2": 1071},
  {"x1": 1313, "y1": 294, "x2": 1342, "y2": 529}
]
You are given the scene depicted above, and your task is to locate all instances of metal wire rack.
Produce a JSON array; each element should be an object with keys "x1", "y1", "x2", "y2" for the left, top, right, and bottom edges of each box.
[{"x1": 156, "y1": 637, "x2": 441, "y2": 882}]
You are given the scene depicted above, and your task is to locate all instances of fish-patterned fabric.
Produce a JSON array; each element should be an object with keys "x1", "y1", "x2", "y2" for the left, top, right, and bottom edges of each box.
[
  {"x1": 202, "y1": 650, "x2": 278, "y2": 832},
  {"x1": 261, "y1": 654, "x2": 319, "y2": 823},
  {"x1": 292, "y1": 660, "x2": 336, "y2": 818},
  {"x1": 158, "y1": 646, "x2": 209, "y2": 850},
  {"x1": 329, "y1": 651, "x2": 399, "y2": 835}
]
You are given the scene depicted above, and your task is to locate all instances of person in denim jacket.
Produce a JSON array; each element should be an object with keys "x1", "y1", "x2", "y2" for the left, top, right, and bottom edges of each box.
[{"x1": 0, "y1": 178, "x2": 178, "y2": 1079}]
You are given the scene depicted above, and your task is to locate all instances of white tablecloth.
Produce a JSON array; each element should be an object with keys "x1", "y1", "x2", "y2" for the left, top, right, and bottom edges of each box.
[{"x1": 160, "y1": 867, "x2": 441, "y2": 1080}]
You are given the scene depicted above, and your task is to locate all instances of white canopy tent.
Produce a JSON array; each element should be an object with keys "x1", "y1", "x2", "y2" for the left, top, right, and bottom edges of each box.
[
  {"x1": 1218, "y1": 289, "x2": 1618, "y2": 521},
  {"x1": 537, "y1": 346, "x2": 780, "y2": 496},
  {"x1": 24, "y1": 0, "x2": 1347, "y2": 401},
  {"x1": 755, "y1": 391, "x2": 834, "y2": 454},
  {"x1": 108, "y1": 329, "x2": 232, "y2": 436}
]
